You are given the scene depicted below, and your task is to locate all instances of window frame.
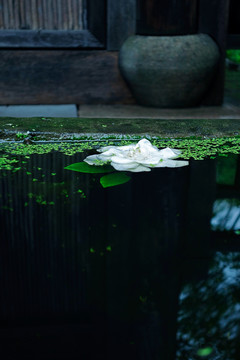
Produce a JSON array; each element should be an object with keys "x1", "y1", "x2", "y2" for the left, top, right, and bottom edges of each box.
[{"x1": 0, "y1": 0, "x2": 106, "y2": 49}]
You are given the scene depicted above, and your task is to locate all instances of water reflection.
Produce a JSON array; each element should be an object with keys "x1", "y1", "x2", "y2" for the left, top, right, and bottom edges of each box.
[
  {"x1": 1, "y1": 148, "x2": 240, "y2": 359},
  {"x1": 177, "y1": 252, "x2": 240, "y2": 360},
  {"x1": 212, "y1": 199, "x2": 240, "y2": 231}
]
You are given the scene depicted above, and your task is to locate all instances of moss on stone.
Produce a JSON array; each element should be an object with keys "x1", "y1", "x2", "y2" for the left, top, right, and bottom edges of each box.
[{"x1": 1, "y1": 117, "x2": 240, "y2": 140}]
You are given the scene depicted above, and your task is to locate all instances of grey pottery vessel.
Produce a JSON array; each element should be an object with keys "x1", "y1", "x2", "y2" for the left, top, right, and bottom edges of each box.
[{"x1": 119, "y1": 34, "x2": 220, "y2": 108}]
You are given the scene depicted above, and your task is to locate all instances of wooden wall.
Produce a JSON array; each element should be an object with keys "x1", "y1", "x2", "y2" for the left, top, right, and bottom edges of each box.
[
  {"x1": 0, "y1": 50, "x2": 135, "y2": 104},
  {"x1": 0, "y1": 0, "x2": 232, "y2": 106},
  {"x1": 0, "y1": 0, "x2": 85, "y2": 30},
  {"x1": 137, "y1": 0, "x2": 198, "y2": 35}
]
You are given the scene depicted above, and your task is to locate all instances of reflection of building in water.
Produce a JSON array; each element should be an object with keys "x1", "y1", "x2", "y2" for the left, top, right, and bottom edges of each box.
[
  {"x1": 211, "y1": 154, "x2": 240, "y2": 249},
  {"x1": 2, "y1": 150, "x2": 240, "y2": 359},
  {"x1": 177, "y1": 154, "x2": 240, "y2": 360},
  {"x1": 212, "y1": 154, "x2": 240, "y2": 232},
  {"x1": 212, "y1": 199, "x2": 240, "y2": 231},
  {"x1": 177, "y1": 251, "x2": 240, "y2": 360}
]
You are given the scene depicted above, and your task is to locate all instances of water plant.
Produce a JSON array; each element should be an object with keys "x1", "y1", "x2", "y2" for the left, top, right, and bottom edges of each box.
[
  {"x1": 84, "y1": 139, "x2": 189, "y2": 172},
  {"x1": 226, "y1": 49, "x2": 240, "y2": 64},
  {"x1": 65, "y1": 139, "x2": 188, "y2": 188}
]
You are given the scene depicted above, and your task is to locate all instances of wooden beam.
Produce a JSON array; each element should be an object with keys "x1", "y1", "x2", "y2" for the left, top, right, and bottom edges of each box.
[
  {"x1": 0, "y1": 30, "x2": 103, "y2": 48},
  {"x1": 87, "y1": 0, "x2": 106, "y2": 45},
  {"x1": 0, "y1": 0, "x2": 85, "y2": 30},
  {"x1": 136, "y1": 0, "x2": 198, "y2": 35},
  {"x1": 107, "y1": 0, "x2": 136, "y2": 50},
  {"x1": 198, "y1": 0, "x2": 230, "y2": 105},
  {"x1": 0, "y1": 50, "x2": 134, "y2": 104}
]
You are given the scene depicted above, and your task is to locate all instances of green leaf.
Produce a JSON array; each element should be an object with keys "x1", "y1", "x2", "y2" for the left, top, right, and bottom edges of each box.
[
  {"x1": 64, "y1": 162, "x2": 113, "y2": 174},
  {"x1": 100, "y1": 172, "x2": 131, "y2": 188},
  {"x1": 196, "y1": 347, "x2": 213, "y2": 357}
]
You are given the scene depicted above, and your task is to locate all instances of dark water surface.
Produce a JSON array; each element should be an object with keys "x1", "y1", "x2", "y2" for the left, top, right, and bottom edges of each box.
[{"x1": 0, "y1": 145, "x2": 240, "y2": 360}]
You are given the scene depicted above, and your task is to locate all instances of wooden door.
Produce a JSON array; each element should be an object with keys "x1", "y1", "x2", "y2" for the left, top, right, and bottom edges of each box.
[
  {"x1": 0, "y1": 0, "x2": 136, "y2": 105},
  {"x1": 0, "y1": 0, "x2": 230, "y2": 106}
]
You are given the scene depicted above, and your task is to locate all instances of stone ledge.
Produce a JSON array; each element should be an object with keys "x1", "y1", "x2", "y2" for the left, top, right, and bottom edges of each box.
[
  {"x1": 0, "y1": 117, "x2": 240, "y2": 140},
  {"x1": 0, "y1": 105, "x2": 78, "y2": 118},
  {"x1": 78, "y1": 104, "x2": 240, "y2": 119}
]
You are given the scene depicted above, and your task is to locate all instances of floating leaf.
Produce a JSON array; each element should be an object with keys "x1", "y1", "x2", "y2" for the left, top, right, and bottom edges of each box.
[
  {"x1": 100, "y1": 172, "x2": 131, "y2": 188},
  {"x1": 196, "y1": 347, "x2": 213, "y2": 357},
  {"x1": 64, "y1": 162, "x2": 113, "y2": 174}
]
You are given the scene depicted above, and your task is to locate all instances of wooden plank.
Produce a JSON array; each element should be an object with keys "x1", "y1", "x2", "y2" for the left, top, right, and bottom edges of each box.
[
  {"x1": 56, "y1": 0, "x2": 62, "y2": 29},
  {"x1": 0, "y1": 0, "x2": 85, "y2": 30},
  {"x1": 47, "y1": 0, "x2": 53, "y2": 29},
  {"x1": 198, "y1": 0, "x2": 230, "y2": 105},
  {"x1": 3, "y1": 0, "x2": 10, "y2": 29},
  {"x1": 137, "y1": 0, "x2": 198, "y2": 35},
  {"x1": 88, "y1": 0, "x2": 106, "y2": 46},
  {"x1": 68, "y1": 0, "x2": 73, "y2": 30},
  {"x1": 31, "y1": 0, "x2": 38, "y2": 29},
  {"x1": 25, "y1": 0, "x2": 31, "y2": 29},
  {"x1": 52, "y1": 0, "x2": 58, "y2": 30},
  {"x1": 19, "y1": 0, "x2": 26, "y2": 29},
  {"x1": 0, "y1": 30, "x2": 104, "y2": 48},
  {"x1": 72, "y1": 0, "x2": 78, "y2": 30},
  {"x1": 37, "y1": 0, "x2": 44, "y2": 29},
  {"x1": 42, "y1": 0, "x2": 48, "y2": 29},
  {"x1": 13, "y1": 0, "x2": 20, "y2": 29},
  {"x1": 0, "y1": 0, "x2": 4, "y2": 29},
  {"x1": 107, "y1": 0, "x2": 136, "y2": 50},
  {"x1": 78, "y1": 0, "x2": 84, "y2": 29},
  {"x1": 62, "y1": 0, "x2": 68, "y2": 30},
  {"x1": 7, "y1": 0, "x2": 14, "y2": 29},
  {"x1": 0, "y1": 50, "x2": 134, "y2": 104}
]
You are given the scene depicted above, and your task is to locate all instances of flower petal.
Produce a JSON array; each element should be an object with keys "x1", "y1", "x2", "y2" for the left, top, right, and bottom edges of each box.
[
  {"x1": 138, "y1": 139, "x2": 160, "y2": 153},
  {"x1": 158, "y1": 147, "x2": 182, "y2": 159},
  {"x1": 136, "y1": 154, "x2": 163, "y2": 165},
  {"x1": 127, "y1": 164, "x2": 151, "y2": 172},
  {"x1": 98, "y1": 144, "x2": 135, "y2": 153},
  {"x1": 83, "y1": 139, "x2": 188, "y2": 173},
  {"x1": 154, "y1": 159, "x2": 189, "y2": 168},
  {"x1": 97, "y1": 148, "x2": 123, "y2": 157},
  {"x1": 111, "y1": 162, "x2": 136, "y2": 171},
  {"x1": 110, "y1": 156, "x2": 139, "y2": 171},
  {"x1": 111, "y1": 156, "x2": 138, "y2": 165},
  {"x1": 84, "y1": 154, "x2": 102, "y2": 165}
]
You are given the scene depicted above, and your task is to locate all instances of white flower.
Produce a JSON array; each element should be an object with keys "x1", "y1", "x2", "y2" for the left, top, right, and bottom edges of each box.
[{"x1": 84, "y1": 138, "x2": 189, "y2": 172}]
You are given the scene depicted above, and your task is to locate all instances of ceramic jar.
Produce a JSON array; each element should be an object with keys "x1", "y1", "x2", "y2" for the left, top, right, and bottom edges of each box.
[{"x1": 119, "y1": 34, "x2": 220, "y2": 107}]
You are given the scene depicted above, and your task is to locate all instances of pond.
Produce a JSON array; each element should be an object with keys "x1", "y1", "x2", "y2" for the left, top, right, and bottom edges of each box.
[{"x1": 1, "y1": 138, "x2": 240, "y2": 360}]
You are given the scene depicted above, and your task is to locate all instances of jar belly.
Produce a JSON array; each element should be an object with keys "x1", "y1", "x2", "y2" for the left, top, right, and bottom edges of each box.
[{"x1": 119, "y1": 34, "x2": 220, "y2": 108}]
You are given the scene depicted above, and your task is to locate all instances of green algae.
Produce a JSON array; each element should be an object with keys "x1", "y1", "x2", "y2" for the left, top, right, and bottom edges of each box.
[
  {"x1": 0, "y1": 154, "x2": 19, "y2": 171},
  {"x1": 152, "y1": 137, "x2": 240, "y2": 160},
  {"x1": 196, "y1": 346, "x2": 213, "y2": 357},
  {"x1": 226, "y1": 49, "x2": 240, "y2": 64},
  {"x1": 1, "y1": 136, "x2": 240, "y2": 173}
]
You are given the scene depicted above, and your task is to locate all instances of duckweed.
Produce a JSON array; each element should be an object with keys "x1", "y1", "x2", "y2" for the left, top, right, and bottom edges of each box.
[
  {"x1": 0, "y1": 155, "x2": 19, "y2": 170},
  {"x1": 1, "y1": 136, "x2": 240, "y2": 173}
]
